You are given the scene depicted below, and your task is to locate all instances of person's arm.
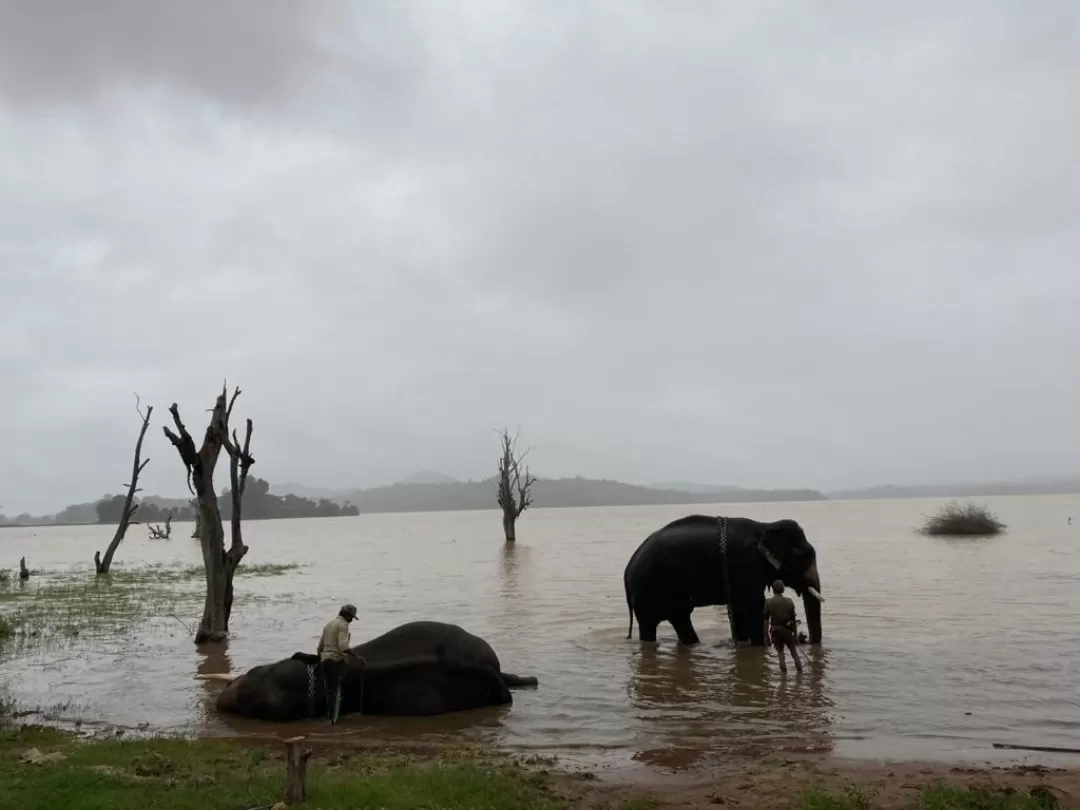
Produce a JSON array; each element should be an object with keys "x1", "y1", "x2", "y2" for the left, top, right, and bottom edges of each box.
[
  {"x1": 763, "y1": 603, "x2": 771, "y2": 642},
  {"x1": 340, "y1": 624, "x2": 365, "y2": 665},
  {"x1": 316, "y1": 632, "x2": 324, "y2": 657}
]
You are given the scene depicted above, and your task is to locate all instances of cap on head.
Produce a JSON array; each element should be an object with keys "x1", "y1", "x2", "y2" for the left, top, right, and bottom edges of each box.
[
  {"x1": 771, "y1": 580, "x2": 784, "y2": 594},
  {"x1": 340, "y1": 603, "x2": 358, "y2": 619}
]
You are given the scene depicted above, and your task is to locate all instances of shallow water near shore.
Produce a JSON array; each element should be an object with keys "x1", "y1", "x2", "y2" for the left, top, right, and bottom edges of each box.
[{"x1": 2, "y1": 495, "x2": 1079, "y2": 772}]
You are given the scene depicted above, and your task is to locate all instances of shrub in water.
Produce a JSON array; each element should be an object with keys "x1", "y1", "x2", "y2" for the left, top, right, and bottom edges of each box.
[{"x1": 920, "y1": 501, "x2": 1006, "y2": 537}]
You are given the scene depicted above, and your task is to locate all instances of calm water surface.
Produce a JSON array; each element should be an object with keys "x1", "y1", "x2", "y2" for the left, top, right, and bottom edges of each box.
[{"x1": 2, "y1": 495, "x2": 1079, "y2": 771}]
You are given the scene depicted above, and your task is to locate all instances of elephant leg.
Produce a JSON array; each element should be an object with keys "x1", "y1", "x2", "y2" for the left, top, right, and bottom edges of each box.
[
  {"x1": 637, "y1": 613, "x2": 659, "y2": 643},
  {"x1": 669, "y1": 612, "x2": 700, "y2": 646},
  {"x1": 747, "y1": 588, "x2": 767, "y2": 646}
]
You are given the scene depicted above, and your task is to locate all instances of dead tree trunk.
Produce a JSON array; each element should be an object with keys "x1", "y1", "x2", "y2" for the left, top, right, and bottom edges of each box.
[
  {"x1": 19, "y1": 557, "x2": 29, "y2": 580},
  {"x1": 222, "y1": 414, "x2": 254, "y2": 630},
  {"x1": 95, "y1": 396, "x2": 152, "y2": 575},
  {"x1": 496, "y1": 427, "x2": 536, "y2": 543},
  {"x1": 163, "y1": 384, "x2": 254, "y2": 644}
]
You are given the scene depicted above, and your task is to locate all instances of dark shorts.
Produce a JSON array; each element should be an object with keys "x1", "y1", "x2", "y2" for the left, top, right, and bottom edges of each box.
[{"x1": 770, "y1": 626, "x2": 797, "y2": 647}]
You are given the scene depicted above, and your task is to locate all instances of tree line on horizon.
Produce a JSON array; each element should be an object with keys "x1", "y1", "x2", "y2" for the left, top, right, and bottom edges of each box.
[{"x1": 0, "y1": 475, "x2": 360, "y2": 527}]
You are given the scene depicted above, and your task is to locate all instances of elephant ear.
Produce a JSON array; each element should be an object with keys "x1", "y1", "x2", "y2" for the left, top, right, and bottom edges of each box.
[{"x1": 757, "y1": 528, "x2": 785, "y2": 571}]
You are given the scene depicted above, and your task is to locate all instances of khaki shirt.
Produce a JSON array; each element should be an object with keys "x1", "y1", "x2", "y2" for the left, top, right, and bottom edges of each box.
[
  {"x1": 764, "y1": 595, "x2": 797, "y2": 629},
  {"x1": 317, "y1": 615, "x2": 351, "y2": 662}
]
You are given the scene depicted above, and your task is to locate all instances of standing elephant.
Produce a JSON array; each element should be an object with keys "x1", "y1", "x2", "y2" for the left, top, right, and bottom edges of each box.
[{"x1": 623, "y1": 514, "x2": 824, "y2": 646}]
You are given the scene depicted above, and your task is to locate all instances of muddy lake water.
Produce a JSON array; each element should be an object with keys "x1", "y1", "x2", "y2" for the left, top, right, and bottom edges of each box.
[{"x1": 1, "y1": 495, "x2": 1079, "y2": 773}]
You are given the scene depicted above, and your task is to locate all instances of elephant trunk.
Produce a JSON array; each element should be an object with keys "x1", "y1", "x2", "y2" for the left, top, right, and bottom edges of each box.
[{"x1": 803, "y1": 563, "x2": 823, "y2": 644}]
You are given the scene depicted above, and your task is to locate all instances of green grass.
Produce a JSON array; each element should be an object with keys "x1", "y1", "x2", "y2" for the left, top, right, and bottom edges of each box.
[
  {"x1": 0, "y1": 727, "x2": 562, "y2": 810},
  {"x1": 796, "y1": 782, "x2": 1058, "y2": 810},
  {"x1": 0, "y1": 562, "x2": 301, "y2": 657}
]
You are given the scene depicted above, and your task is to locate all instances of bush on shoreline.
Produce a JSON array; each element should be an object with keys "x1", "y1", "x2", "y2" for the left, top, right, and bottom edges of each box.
[{"x1": 919, "y1": 501, "x2": 1006, "y2": 537}]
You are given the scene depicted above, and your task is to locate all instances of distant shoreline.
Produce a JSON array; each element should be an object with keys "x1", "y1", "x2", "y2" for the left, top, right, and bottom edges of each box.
[{"x1": 3, "y1": 482, "x2": 1079, "y2": 530}]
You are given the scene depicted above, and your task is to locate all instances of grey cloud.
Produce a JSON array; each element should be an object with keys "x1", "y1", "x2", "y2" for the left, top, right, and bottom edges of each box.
[
  {"x1": 0, "y1": 0, "x2": 364, "y2": 107},
  {"x1": 2, "y1": 2, "x2": 1080, "y2": 514}
]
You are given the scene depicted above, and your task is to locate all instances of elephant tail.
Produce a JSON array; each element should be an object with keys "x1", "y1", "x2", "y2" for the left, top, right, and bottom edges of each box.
[{"x1": 501, "y1": 672, "x2": 538, "y2": 688}]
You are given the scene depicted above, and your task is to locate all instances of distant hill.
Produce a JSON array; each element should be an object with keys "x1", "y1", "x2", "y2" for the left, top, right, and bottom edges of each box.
[
  {"x1": 398, "y1": 470, "x2": 459, "y2": 485},
  {"x1": 271, "y1": 482, "x2": 352, "y2": 501},
  {"x1": 330, "y1": 476, "x2": 826, "y2": 514},
  {"x1": 650, "y1": 481, "x2": 741, "y2": 494},
  {"x1": 828, "y1": 477, "x2": 1080, "y2": 501}
]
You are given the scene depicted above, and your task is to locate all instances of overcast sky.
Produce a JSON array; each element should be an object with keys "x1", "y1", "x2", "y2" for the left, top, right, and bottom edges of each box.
[{"x1": 2, "y1": 1, "x2": 1079, "y2": 514}]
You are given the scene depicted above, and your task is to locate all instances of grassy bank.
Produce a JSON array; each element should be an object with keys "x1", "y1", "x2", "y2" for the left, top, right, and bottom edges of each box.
[
  {"x1": 0, "y1": 725, "x2": 1064, "y2": 810},
  {"x1": 0, "y1": 726, "x2": 559, "y2": 810}
]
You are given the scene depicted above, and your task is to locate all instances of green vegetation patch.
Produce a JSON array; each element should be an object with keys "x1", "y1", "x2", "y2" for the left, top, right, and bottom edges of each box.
[
  {"x1": 0, "y1": 562, "x2": 300, "y2": 657},
  {"x1": 0, "y1": 728, "x2": 562, "y2": 810}
]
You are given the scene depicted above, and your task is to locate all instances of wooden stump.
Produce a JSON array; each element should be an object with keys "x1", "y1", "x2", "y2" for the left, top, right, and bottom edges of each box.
[
  {"x1": 283, "y1": 736, "x2": 312, "y2": 805},
  {"x1": 18, "y1": 557, "x2": 29, "y2": 580}
]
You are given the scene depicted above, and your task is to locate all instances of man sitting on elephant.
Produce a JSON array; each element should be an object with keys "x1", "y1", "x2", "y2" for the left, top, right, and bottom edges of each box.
[
  {"x1": 764, "y1": 581, "x2": 803, "y2": 674},
  {"x1": 318, "y1": 603, "x2": 365, "y2": 723}
]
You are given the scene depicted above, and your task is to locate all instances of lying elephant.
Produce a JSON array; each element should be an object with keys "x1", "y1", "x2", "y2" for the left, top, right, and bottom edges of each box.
[{"x1": 198, "y1": 620, "x2": 538, "y2": 721}]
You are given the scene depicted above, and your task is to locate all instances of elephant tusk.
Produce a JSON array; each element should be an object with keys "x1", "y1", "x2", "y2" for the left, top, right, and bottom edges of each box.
[
  {"x1": 806, "y1": 586, "x2": 825, "y2": 602},
  {"x1": 195, "y1": 673, "x2": 240, "y2": 683}
]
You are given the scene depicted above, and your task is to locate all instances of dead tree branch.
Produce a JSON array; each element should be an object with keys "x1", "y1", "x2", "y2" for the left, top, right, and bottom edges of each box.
[
  {"x1": 148, "y1": 513, "x2": 172, "y2": 540},
  {"x1": 496, "y1": 426, "x2": 536, "y2": 543},
  {"x1": 95, "y1": 395, "x2": 153, "y2": 574}
]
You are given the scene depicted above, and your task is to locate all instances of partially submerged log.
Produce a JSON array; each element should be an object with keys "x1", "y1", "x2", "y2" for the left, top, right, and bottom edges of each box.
[
  {"x1": 283, "y1": 735, "x2": 312, "y2": 804},
  {"x1": 993, "y1": 742, "x2": 1080, "y2": 754}
]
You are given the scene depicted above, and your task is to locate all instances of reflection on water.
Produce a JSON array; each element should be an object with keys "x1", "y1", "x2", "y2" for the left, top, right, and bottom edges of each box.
[
  {"x1": 628, "y1": 641, "x2": 833, "y2": 767},
  {"x1": 2, "y1": 494, "x2": 1080, "y2": 770}
]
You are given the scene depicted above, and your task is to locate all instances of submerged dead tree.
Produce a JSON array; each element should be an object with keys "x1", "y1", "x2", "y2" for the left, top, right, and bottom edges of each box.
[
  {"x1": 163, "y1": 385, "x2": 254, "y2": 644},
  {"x1": 95, "y1": 395, "x2": 153, "y2": 575},
  {"x1": 496, "y1": 427, "x2": 536, "y2": 543},
  {"x1": 147, "y1": 513, "x2": 172, "y2": 540}
]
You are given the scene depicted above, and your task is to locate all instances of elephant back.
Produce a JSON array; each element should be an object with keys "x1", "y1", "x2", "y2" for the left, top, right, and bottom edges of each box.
[{"x1": 352, "y1": 620, "x2": 502, "y2": 672}]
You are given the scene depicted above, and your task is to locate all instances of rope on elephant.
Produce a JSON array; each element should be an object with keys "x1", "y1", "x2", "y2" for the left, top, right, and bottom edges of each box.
[
  {"x1": 306, "y1": 664, "x2": 318, "y2": 718},
  {"x1": 716, "y1": 516, "x2": 737, "y2": 646}
]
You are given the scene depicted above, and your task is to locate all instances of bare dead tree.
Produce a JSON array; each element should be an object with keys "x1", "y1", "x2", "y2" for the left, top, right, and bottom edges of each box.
[
  {"x1": 496, "y1": 427, "x2": 536, "y2": 543},
  {"x1": 148, "y1": 513, "x2": 172, "y2": 540},
  {"x1": 94, "y1": 395, "x2": 152, "y2": 575},
  {"x1": 163, "y1": 384, "x2": 254, "y2": 644}
]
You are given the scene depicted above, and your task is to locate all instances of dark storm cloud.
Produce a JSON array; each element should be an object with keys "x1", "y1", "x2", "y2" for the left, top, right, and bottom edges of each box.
[
  {"x1": 1, "y1": 1, "x2": 1079, "y2": 514},
  {"x1": 0, "y1": 0, "x2": 351, "y2": 106}
]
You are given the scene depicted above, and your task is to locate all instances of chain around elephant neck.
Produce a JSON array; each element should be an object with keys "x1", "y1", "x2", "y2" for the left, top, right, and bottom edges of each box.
[
  {"x1": 306, "y1": 663, "x2": 318, "y2": 718},
  {"x1": 717, "y1": 516, "x2": 737, "y2": 646}
]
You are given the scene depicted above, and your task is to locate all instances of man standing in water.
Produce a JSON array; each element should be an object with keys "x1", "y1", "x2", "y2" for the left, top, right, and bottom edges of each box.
[
  {"x1": 764, "y1": 580, "x2": 803, "y2": 674},
  {"x1": 317, "y1": 603, "x2": 364, "y2": 723}
]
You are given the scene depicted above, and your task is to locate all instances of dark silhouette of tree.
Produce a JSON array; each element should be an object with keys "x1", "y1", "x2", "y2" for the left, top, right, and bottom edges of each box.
[
  {"x1": 163, "y1": 384, "x2": 253, "y2": 645},
  {"x1": 496, "y1": 427, "x2": 535, "y2": 543},
  {"x1": 94, "y1": 395, "x2": 152, "y2": 575}
]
